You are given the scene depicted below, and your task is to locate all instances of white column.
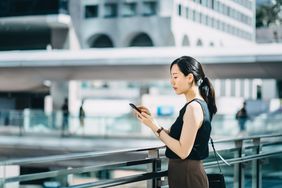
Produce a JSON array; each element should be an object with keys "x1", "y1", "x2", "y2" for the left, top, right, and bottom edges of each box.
[
  {"x1": 244, "y1": 79, "x2": 250, "y2": 99},
  {"x1": 262, "y1": 79, "x2": 277, "y2": 100},
  {"x1": 220, "y1": 79, "x2": 226, "y2": 96},
  {"x1": 235, "y1": 79, "x2": 241, "y2": 97},
  {"x1": 225, "y1": 79, "x2": 231, "y2": 97},
  {"x1": 214, "y1": 79, "x2": 221, "y2": 97}
]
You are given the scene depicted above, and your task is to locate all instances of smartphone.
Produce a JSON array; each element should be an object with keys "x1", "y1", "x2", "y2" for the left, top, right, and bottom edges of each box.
[{"x1": 129, "y1": 103, "x2": 142, "y2": 113}]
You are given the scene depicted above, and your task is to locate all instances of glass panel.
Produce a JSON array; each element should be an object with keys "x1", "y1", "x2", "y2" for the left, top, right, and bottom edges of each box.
[
  {"x1": 104, "y1": 3, "x2": 118, "y2": 18},
  {"x1": 262, "y1": 155, "x2": 282, "y2": 187},
  {"x1": 143, "y1": 1, "x2": 157, "y2": 16},
  {"x1": 122, "y1": 3, "x2": 137, "y2": 17},
  {"x1": 85, "y1": 5, "x2": 99, "y2": 18}
]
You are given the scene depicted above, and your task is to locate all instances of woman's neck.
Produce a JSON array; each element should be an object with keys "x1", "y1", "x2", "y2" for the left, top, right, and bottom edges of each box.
[{"x1": 184, "y1": 85, "x2": 202, "y2": 102}]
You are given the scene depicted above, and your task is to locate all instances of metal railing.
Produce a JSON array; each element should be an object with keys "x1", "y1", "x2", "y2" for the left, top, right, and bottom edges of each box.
[{"x1": 1, "y1": 134, "x2": 282, "y2": 188}]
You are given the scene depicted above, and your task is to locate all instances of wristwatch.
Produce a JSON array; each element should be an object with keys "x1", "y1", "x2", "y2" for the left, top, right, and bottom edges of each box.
[{"x1": 155, "y1": 127, "x2": 164, "y2": 137}]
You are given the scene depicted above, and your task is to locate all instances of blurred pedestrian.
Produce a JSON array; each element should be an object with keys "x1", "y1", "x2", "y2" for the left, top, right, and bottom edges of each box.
[
  {"x1": 132, "y1": 56, "x2": 217, "y2": 188},
  {"x1": 236, "y1": 101, "x2": 249, "y2": 135},
  {"x1": 79, "y1": 100, "x2": 85, "y2": 135},
  {"x1": 61, "y1": 98, "x2": 69, "y2": 136}
]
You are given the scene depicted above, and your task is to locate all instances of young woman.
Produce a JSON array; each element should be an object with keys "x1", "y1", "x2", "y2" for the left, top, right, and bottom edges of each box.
[{"x1": 133, "y1": 56, "x2": 217, "y2": 188}]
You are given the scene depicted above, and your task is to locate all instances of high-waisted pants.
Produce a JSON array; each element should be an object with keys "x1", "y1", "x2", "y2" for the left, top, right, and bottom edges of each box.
[{"x1": 168, "y1": 158, "x2": 208, "y2": 188}]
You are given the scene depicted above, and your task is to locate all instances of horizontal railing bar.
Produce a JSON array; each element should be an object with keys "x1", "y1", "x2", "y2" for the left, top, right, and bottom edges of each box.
[
  {"x1": 63, "y1": 170, "x2": 168, "y2": 188},
  {"x1": 2, "y1": 145, "x2": 165, "y2": 166},
  {"x1": 4, "y1": 158, "x2": 156, "y2": 183},
  {"x1": 214, "y1": 133, "x2": 282, "y2": 143},
  {"x1": 204, "y1": 150, "x2": 282, "y2": 168},
  {"x1": 261, "y1": 140, "x2": 282, "y2": 147}
]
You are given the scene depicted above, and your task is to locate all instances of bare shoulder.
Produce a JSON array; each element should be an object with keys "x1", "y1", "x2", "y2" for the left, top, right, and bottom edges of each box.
[
  {"x1": 186, "y1": 100, "x2": 202, "y2": 113},
  {"x1": 183, "y1": 101, "x2": 204, "y2": 126}
]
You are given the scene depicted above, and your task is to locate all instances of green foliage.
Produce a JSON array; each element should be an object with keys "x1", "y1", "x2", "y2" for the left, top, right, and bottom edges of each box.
[{"x1": 256, "y1": 0, "x2": 282, "y2": 28}]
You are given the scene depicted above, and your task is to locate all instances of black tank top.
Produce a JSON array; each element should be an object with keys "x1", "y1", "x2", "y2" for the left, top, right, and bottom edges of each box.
[{"x1": 165, "y1": 98, "x2": 211, "y2": 160}]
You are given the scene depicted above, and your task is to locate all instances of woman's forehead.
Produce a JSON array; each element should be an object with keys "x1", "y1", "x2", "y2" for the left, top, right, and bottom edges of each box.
[{"x1": 171, "y1": 64, "x2": 180, "y2": 73}]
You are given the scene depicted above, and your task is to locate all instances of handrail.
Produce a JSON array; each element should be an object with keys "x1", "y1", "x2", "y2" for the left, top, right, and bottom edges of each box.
[
  {"x1": 3, "y1": 149, "x2": 282, "y2": 184},
  {"x1": 1, "y1": 134, "x2": 282, "y2": 188},
  {"x1": 1, "y1": 145, "x2": 165, "y2": 166},
  {"x1": 3, "y1": 134, "x2": 282, "y2": 166},
  {"x1": 4, "y1": 158, "x2": 157, "y2": 183},
  {"x1": 213, "y1": 133, "x2": 282, "y2": 143}
]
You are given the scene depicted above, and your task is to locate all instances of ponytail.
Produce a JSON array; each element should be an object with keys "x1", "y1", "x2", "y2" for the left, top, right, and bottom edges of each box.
[{"x1": 199, "y1": 77, "x2": 217, "y2": 120}]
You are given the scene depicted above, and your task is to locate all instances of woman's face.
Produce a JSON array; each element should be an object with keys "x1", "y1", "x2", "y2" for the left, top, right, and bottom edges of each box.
[{"x1": 170, "y1": 64, "x2": 193, "y2": 95}]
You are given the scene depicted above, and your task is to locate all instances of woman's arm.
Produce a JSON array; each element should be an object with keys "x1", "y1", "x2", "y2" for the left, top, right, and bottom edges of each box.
[{"x1": 137, "y1": 102, "x2": 203, "y2": 159}]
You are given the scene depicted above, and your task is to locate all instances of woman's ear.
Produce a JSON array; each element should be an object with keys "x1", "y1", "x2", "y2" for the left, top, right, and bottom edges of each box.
[{"x1": 187, "y1": 73, "x2": 194, "y2": 84}]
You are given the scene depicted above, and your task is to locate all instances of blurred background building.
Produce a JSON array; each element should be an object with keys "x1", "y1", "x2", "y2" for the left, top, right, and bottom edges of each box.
[
  {"x1": 0, "y1": 0, "x2": 281, "y2": 131},
  {"x1": 1, "y1": 1, "x2": 282, "y2": 187}
]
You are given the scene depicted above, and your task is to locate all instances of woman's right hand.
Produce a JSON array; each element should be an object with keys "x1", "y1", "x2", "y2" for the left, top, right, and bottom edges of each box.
[{"x1": 137, "y1": 106, "x2": 152, "y2": 116}]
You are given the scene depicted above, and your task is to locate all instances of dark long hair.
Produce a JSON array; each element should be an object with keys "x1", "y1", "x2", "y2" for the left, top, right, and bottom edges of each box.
[{"x1": 170, "y1": 56, "x2": 217, "y2": 120}]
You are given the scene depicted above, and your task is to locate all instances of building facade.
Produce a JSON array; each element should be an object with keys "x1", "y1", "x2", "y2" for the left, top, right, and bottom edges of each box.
[
  {"x1": 69, "y1": 0, "x2": 256, "y2": 48},
  {"x1": 0, "y1": 0, "x2": 279, "y2": 113}
]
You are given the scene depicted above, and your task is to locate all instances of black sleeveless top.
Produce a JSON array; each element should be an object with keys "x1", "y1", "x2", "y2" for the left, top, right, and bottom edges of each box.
[{"x1": 165, "y1": 98, "x2": 211, "y2": 160}]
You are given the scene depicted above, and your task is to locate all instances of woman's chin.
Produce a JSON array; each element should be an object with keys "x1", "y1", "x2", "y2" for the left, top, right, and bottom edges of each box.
[{"x1": 174, "y1": 90, "x2": 182, "y2": 95}]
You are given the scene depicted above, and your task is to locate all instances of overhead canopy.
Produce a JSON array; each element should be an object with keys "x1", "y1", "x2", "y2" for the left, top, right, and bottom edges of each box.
[{"x1": 0, "y1": 44, "x2": 282, "y2": 91}]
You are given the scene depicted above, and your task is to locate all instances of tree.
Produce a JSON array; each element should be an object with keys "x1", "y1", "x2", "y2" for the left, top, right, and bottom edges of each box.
[{"x1": 256, "y1": 0, "x2": 282, "y2": 28}]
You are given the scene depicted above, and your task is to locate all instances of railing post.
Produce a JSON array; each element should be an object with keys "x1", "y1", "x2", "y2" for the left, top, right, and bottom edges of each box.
[
  {"x1": 0, "y1": 179, "x2": 4, "y2": 188},
  {"x1": 234, "y1": 140, "x2": 244, "y2": 188},
  {"x1": 252, "y1": 138, "x2": 262, "y2": 188},
  {"x1": 147, "y1": 149, "x2": 161, "y2": 188},
  {"x1": 0, "y1": 162, "x2": 5, "y2": 188}
]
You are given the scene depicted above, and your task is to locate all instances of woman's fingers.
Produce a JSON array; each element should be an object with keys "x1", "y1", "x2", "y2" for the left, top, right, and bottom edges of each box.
[
  {"x1": 138, "y1": 106, "x2": 151, "y2": 115},
  {"x1": 138, "y1": 106, "x2": 149, "y2": 111},
  {"x1": 141, "y1": 112, "x2": 151, "y2": 118}
]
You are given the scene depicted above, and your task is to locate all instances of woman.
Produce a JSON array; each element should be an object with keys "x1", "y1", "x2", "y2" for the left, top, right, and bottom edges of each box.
[{"x1": 133, "y1": 56, "x2": 217, "y2": 188}]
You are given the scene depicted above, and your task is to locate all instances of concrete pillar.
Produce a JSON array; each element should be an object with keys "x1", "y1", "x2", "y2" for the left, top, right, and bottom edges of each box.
[
  {"x1": 225, "y1": 79, "x2": 231, "y2": 97},
  {"x1": 244, "y1": 79, "x2": 250, "y2": 99},
  {"x1": 214, "y1": 79, "x2": 221, "y2": 97},
  {"x1": 51, "y1": 28, "x2": 69, "y2": 49},
  {"x1": 262, "y1": 79, "x2": 277, "y2": 100},
  {"x1": 51, "y1": 25, "x2": 81, "y2": 50},
  {"x1": 50, "y1": 81, "x2": 69, "y2": 111},
  {"x1": 235, "y1": 79, "x2": 241, "y2": 97}
]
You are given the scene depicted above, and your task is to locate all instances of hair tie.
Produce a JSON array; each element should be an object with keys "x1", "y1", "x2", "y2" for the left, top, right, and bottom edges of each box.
[
  {"x1": 198, "y1": 79, "x2": 203, "y2": 86},
  {"x1": 199, "y1": 76, "x2": 208, "y2": 86}
]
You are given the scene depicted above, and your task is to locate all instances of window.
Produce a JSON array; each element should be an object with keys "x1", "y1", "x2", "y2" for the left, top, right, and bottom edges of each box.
[
  {"x1": 143, "y1": 1, "x2": 157, "y2": 16},
  {"x1": 178, "y1": 4, "x2": 182, "y2": 16},
  {"x1": 104, "y1": 3, "x2": 118, "y2": 18},
  {"x1": 203, "y1": 14, "x2": 207, "y2": 25},
  {"x1": 211, "y1": 0, "x2": 215, "y2": 9},
  {"x1": 85, "y1": 5, "x2": 98, "y2": 18},
  {"x1": 195, "y1": 11, "x2": 200, "y2": 22},
  {"x1": 211, "y1": 17, "x2": 214, "y2": 28},
  {"x1": 214, "y1": 0, "x2": 219, "y2": 11},
  {"x1": 192, "y1": 10, "x2": 196, "y2": 21},
  {"x1": 122, "y1": 2, "x2": 137, "y2": 17},
  {"x1": 186, "y1": 7, "x2": 189, "y2": 19},
  {"x1": 202, "y1": 0, "x2": 208, "y2": 7}
]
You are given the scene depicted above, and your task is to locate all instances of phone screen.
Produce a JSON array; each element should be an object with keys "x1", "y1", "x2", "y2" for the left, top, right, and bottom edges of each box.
[{"x1": 129, "y1": 103, "x2": 141, "y2": 113}]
